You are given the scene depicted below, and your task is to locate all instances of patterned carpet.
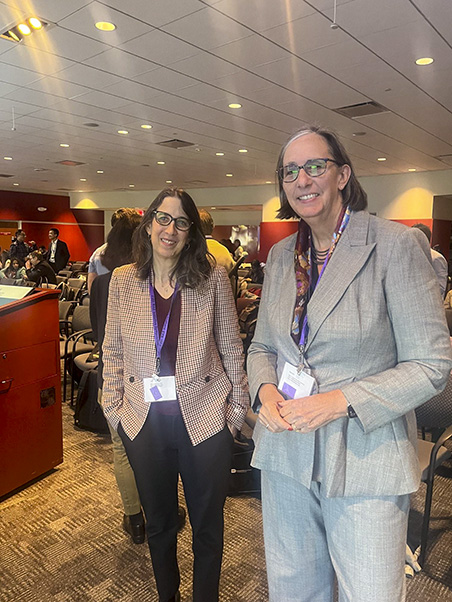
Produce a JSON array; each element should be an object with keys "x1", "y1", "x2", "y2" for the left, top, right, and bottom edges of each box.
[{"x1": 1, "y1": 401, "x2": 451, "y2": 601}]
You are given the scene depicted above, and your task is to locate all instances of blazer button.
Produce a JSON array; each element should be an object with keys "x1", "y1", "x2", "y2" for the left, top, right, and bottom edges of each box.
[
  {"x1": 205, "y1": 376, "x2": 211, "y2": 383},
  {"x1": 129, "y1": 376, "x2": 135, "y2": 383}
]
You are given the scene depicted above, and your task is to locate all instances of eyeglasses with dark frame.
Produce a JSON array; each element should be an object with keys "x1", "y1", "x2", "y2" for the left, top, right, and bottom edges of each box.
[
  {"x1": 151, "y1": 210, "x2": 192, "y2": 232},
  {"x1": 278, "y1": 158, "x2": 340, "y2": 183}
]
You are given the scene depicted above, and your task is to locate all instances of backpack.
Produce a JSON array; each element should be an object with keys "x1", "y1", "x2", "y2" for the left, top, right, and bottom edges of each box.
[
  {"x1": 228, "y1": 432, "x2": 261, "y2": 497},
  {"x1": 73, "y1": 369, "x2": 109, "y2": 434}
]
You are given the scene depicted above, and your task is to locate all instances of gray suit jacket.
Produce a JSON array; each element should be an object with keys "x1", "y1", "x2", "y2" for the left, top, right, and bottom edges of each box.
[{"x1": 248, "y1": 211, "x2": 451, "y2": 497}]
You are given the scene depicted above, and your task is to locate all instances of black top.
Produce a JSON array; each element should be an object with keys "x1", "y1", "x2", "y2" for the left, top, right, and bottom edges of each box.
[
  {"x1": 26, "y1": 260, "x2": 57, "y2": 285},
  {"x1": 9, "y1": 240, "x2": 29, "y2": 263},
  {"x1": 90, "y1": 272, "x2": 112, "y2": 388}
]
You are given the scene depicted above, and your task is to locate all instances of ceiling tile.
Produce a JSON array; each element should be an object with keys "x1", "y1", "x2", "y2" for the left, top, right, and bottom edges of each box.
[
  {"x1": 106, "y1": 0, "x2": 204, "y2": 27},
  {"x1": 119, "y1": 29, "x2": 200, "y2": 66},
  {"x1": 213, "y1": 34, "x2": 289, "y2": 69},
  {"x1": 22, "y1": 26, "x2": 109, "y2": 62},
  {"x1": 207, "y1": 0, "x2": 315, "y2": 32},
  {"x1": 136, "y1": 67, "x2": 196, "y2": 92},
  {"x1": 84, "y1": 47, "x2": 156, "y2": 77},
  {"x1": 170, "y1": 53, "x2": 241, "y2": 80},
  {"x1": 58, "y1": 1, "x2": 153, "y2": 45},
  {"x1": 162, "y1": 7, "x2": 252, "y2": 50},
  {"x1": 2, "y1": 44, "x2": 74, "y2": 75},
  {"x1": 56, "y1": 63, "x2": 123, "y2": 89}
]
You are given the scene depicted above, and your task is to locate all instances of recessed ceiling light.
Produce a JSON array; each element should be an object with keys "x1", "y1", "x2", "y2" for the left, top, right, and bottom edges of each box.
[
  {"x1": 215, "y1": 152, "x2": 224, "y2": 156},
  {"x1": 238, "y1": 149, "x2": 248, "y2": 153},
  {"x1": 352, "y1": 132, "x2": 366, "y2": 137},
  {"x1": 13, "y1": 182, "x2": 19, "y2": 186},
  {"x1": 408, "y1": 168, "x2": 417, "y2": 172},
  {"x1": 95, "y1": 21, "x2": 116, "y2": 31},
  {"x1": 157, "y1": 161, "x2": 165, "y2": 165},
  {"x1": 17, "y1": 23, "x2": 31, "y2": 36},
  {"x1": 226, "y1": 173, "x2": 233, "y2": 177},
  {"x1": 129, "y1": 184, "x2": 135, "y2": 188},
  {"x1": 29, "y1": 18, "x2": 42, "y2": 30},
  {"x1": 211, "y1": 206, "x2": 217, "y2": 210},
  {"x1": 118, "y1": 130, "x2": 128, "y2": 135},
  {"x1": 416, "y1": 57, "x2": 434, "y2": 66},
  {"x1": 265, "y1": 181, "x2": 272, "y2": 184},
  {"x1": 377, "y1": 157, "x2": 386, "y2": 161},
  {"x1": 166, "y1": 180, "x2": 172, "y2": 184},
  {"x1": 228, "y1": 103, "x2": 242, "y2": 109},
  {"x1": 80, "y1": 178, "x2": 87, "y2": 181},
  {"x1": 97, "y1": 170, "x2": 104, "y2": 174},
  {"x1": 141, "y1": 124, "x2": 153, "y2": 129},
  {"x1": 60, "y1": 143, "x2": 69, "y2": 148},
  {"x1": 3, "y1": 156, "x2": 12, "y2": 160}
]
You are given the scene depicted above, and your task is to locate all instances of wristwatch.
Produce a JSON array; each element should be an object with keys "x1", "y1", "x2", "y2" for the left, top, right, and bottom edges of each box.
[{"x1": 347, "y1": 403, "x2": 357, "y2": 419}]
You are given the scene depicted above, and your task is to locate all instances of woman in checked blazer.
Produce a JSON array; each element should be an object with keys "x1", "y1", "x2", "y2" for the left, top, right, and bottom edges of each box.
[{"x1": 102, "y1": 187, "x2": 249, "y2": 602}]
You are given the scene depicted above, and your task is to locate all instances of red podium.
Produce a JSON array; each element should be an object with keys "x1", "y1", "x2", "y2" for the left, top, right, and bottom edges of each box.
[{"x1": 0, "y1": 288, "x2": 63, "y2": 498}]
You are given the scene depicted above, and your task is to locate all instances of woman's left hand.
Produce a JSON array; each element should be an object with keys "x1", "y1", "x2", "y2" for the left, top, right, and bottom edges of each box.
[{"x1": 278, "y1": 389, "x2": 348, "y2": 433}]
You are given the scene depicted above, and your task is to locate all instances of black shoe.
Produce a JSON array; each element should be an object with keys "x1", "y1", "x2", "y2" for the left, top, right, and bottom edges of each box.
[
  {"x1": 177, "y1": 506, "x2": 186, "y2": 532},
  {"x1": 123, "y1": 511, "x2": 145, "y2": 544}
]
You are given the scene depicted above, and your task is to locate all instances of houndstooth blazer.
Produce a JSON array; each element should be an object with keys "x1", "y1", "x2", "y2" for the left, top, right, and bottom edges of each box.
[{"x1": 102, "y1": 263, "x2": 249, "y2": 445}]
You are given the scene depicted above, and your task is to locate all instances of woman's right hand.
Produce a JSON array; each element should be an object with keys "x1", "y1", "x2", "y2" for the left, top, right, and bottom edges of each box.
[{"x1": 258, "y1": 384, "x2": 292, "y2": 433}]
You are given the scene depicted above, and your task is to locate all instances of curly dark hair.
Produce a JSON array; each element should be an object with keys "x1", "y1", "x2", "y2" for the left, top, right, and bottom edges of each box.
[
  {"x1": 276, "y1": 125, "x2": 368, "y2": 219},
  {"x1": 101, "y1": 209, "x2": 142, "y2": 271},
  {"x1": 133, "y1": 187, "x2": 212, "y2": 289}
]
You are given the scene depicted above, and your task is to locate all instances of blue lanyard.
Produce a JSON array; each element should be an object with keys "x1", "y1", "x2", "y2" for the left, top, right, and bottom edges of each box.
[{"x1": 149, "y1": 282, "x2": 179, "y2": 376}]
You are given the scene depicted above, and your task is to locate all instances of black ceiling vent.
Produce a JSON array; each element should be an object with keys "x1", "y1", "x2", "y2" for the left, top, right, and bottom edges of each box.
[
  {"x1": 186, "y1": 179, "x2": 209, "y2": 185},
  {"x1": 333, "y1": 101, "x2": 389, "y2": 119},
  {"x1": 0, "y1": 173, "x2": 14, "y2": 178},
  {"x1": 157, "y1": 139, "x2": 194, "y2": 149},
  {"x1": 435, "y1": 154, "x2": 452, "y2": 161}
]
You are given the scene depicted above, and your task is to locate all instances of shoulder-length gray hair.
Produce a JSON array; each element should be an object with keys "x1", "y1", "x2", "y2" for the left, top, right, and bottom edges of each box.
[{"x1": 276, "y1": 125, "x2": 368, "y2": 219}]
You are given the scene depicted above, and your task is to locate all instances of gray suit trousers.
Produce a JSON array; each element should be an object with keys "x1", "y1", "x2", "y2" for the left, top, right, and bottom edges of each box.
[{"x1": 261, "y1": 470, "x2": 410, "y2": 602}]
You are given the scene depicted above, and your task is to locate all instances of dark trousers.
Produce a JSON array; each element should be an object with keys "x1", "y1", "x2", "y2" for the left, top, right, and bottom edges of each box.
[{"x1": 119, "y1": 409, "x2": 233, "y2": 602}]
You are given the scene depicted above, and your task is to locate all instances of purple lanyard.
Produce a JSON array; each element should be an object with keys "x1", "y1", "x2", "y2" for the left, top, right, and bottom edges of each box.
[
  {"x1": 299, "y1": 252, "x2": 329, "y2": 351},
  {"x1": 149, "y1": 282, "x2": 179, "y2": 376}
]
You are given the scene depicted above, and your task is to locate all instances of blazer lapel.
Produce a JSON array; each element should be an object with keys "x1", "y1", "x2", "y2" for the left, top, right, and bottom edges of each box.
[{"x1": 305, "y1": 211, "x2": 376, "y2": 352}]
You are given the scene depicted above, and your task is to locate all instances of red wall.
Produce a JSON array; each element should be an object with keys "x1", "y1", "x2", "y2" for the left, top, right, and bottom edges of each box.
[
  {"x1": 0, "y1": 190, "x2": 104, "y2": 261},
  {"x1": 259, "y1": 221, "x2": 298, "y2": 261}
]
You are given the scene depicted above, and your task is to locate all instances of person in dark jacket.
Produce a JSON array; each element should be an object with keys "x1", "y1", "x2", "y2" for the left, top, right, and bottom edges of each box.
[
  {"x1": 9, "y1": 229, "x2": 30, "y2": 263},
  {"x1": 47, "y1": 228, "x2": 70, "y2": 273},
  {"x1": 24, "y1": 251, "x2": 57, "y2": 285}
]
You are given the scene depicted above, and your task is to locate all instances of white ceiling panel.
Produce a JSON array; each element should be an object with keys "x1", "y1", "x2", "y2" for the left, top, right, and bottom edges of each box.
[
  {"x1": 106, "y1": 0, "x2": 204, "y2": 28},
  {"x1": 263, "y1": 12, "x2": 350, "y2": 55},
  {"x1": 253, "y1": 57, "x2": 326, "y2": 91},
  {"x1": 84, "y1": 47, "x2": 156, "y2": 77},
  {"x1": 1, "y1": 0, "x2": 93, "y2": 23},
  {"x1": 207, "y1": 0, "x2": 315, "y2": 32},
  {"x1": 57, "y1": 1, "x2": 153, "y2": 45},
  {"x1": 213, "y1": 35, "x2": 289, "y2": 69},
  {"x1": 162, "y1": 7, "x2": 252, "y2": 50},
  {"x1": 170, "y1": 53, "x2": 241, "y2": 80},
  {"x1": 2, "y1": 44, "x2": 74, "y2": 75},
  {"x1": 0, "y1": 0, "x2": 451, "y2": 193},
  {"x1": 21, "y1": 27, "x2": 109, "y2": 62},
  {"x1": 411, "y1": 0, "x2": 452, "y2": 46},
  {"x1": 119, "y1": 29, "x2": 200, "y2": 66},
  {"x1": 54, "y1": 63, "x2": 123, "y2": 89},
  {"x1": 317, "y1": 0, "x2": 422, "y2": 37}
]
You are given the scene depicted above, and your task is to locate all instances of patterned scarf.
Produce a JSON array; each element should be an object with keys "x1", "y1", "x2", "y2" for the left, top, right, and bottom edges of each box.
[{"x1": 291, "y1": 206, "x2": 351, "y2": 344}]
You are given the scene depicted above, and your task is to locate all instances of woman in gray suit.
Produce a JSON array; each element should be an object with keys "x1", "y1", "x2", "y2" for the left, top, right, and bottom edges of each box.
[{"x1": 247, "y1": 125, "x2": 451, "y2": 601}]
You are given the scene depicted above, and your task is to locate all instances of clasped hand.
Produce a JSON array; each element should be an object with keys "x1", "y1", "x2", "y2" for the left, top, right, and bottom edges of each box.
[{"x1": 258, "y1": 384, "x2": 348, "y2": 433}]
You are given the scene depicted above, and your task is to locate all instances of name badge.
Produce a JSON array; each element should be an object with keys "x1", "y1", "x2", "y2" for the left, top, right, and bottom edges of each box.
[
  {"x1": 278, "y1": 362, "x2": 315, "y2": 399},
  {"x1": 144, "y1": 376, "x2": 177, "y2": 402}
]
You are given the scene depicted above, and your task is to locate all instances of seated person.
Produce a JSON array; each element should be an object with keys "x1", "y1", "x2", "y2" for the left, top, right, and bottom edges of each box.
[
  {"x1": 24, "y1": 251, "x2": 57, "y2": 285},
  {"x1": 0, "y1": 258, "x2": 26, "y2": 280}
]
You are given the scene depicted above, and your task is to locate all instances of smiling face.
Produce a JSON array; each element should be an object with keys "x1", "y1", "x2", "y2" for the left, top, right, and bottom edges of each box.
[
  {"x1": 146, "y1": 196, "x2": 189, "y2": 265},
  {"x1": 282, "y1": 133, "x2": 351, "y2": 228}
]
